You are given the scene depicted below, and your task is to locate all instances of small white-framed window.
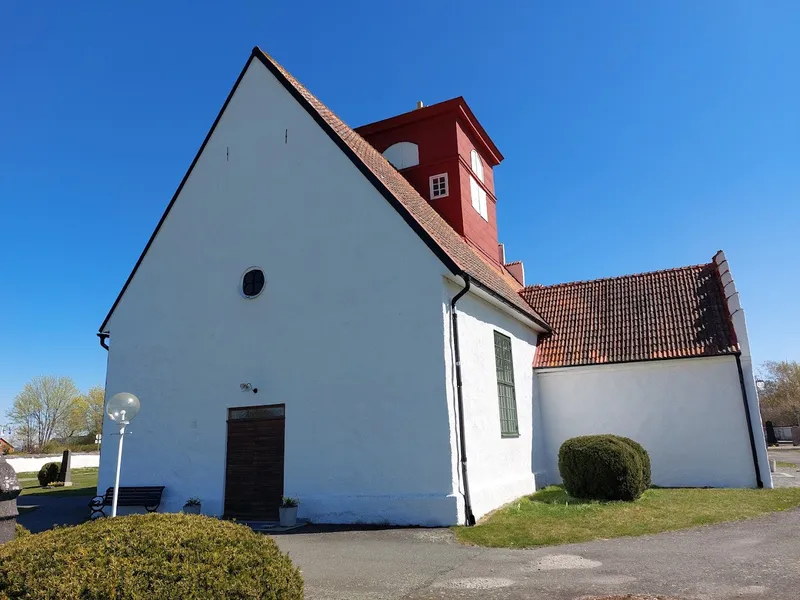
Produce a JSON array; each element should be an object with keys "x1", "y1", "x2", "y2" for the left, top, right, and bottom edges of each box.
[
  {"x1": 470, "y1": 149, "x2": 484, "y2": 182},
  {"x1": 429, "y1": 173, "x2": 449, "y2": 199},
  {"x1": 470, "y1": 175, "x2": 488, "y2": 221}
]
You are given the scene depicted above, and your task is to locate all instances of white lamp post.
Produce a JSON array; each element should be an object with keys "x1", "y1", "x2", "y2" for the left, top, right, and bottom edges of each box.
[{"x1": 106, "y1": 392, "x2": 141, "y2": 517}]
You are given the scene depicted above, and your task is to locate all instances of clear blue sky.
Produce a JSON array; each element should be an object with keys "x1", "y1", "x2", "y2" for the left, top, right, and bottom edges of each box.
[{"x1": 1, "y1": 1, "x2": 798, "y2": 415}]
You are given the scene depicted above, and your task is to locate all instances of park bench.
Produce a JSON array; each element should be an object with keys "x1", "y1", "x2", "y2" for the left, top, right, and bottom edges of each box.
[{"x1": 89, "y1": 486, "x2": 165, "y2": 518}]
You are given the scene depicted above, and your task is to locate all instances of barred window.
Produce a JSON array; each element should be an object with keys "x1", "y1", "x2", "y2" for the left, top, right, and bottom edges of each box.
[{"x1": 494, "y1": 331, "x2": 519, "y2": 437}]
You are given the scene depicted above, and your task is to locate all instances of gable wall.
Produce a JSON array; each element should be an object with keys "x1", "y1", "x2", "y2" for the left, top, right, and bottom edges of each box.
[{"x1": 98, "y1": 59, "x2": 460, "y2": 524}]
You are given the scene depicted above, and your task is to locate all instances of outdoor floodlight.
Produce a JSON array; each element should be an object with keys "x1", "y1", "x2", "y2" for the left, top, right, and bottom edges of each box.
[
  {"x1": 106, "y1": 392, "x2": 141, "y2": 517},
  {"x1": 107, "y1": 392, "x2": 141, "y2": 424}
]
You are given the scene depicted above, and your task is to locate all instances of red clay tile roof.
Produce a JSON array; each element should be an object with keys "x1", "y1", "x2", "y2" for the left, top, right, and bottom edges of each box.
[
  {"x1": 520, "y1": 262, "x2": 740, "y2": 368},
  {"x1": 252, "y1": 49, "x2": 549, "y2": 330}
]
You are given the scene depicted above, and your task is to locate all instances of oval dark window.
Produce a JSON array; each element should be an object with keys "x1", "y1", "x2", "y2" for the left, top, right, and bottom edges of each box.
[{"x1": 242, "y1": 268, "x2": 265, "y2": 298}]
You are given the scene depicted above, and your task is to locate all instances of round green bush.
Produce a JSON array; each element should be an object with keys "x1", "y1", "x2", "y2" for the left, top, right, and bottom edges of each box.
[
  {"x1": 558, "y1": 434, "x2": 646, "y2": 501},
  {"x1": 36, "y1": 462, "x2": 60, "y2": 487},
  {"x1": 0, "y1": 513, "x2": 303, "y2": 599},
  {"x1": 617, "y1": 436, "x2": 651, "y2": 489}
]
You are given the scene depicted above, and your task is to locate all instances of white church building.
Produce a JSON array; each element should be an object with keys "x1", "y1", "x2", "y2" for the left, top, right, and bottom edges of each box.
[{"x1": 96, "y1": 47, "x2": 771, "y2": 526}]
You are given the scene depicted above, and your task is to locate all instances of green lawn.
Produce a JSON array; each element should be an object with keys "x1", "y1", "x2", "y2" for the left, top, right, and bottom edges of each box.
[
  {"x1": 776, "y1": 461, "x2": 797, "y2": 468},
  {"x1": 17, "y1": 467, "x2": 98, "y2": 498},
  {"x1": 455, "y1": 486, "x2": 800, "y2": 548}
]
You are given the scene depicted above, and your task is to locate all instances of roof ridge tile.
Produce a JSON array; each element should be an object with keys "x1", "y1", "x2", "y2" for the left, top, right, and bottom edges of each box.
[{"x1": 523, "y1": 263, "x2": 711, "y2": 292}]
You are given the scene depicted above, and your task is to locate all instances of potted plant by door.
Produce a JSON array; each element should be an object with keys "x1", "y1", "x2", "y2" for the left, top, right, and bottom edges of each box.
[
  {"x1": 279, "y1": 496, "x2": 299, "y2": 527},
  {"x1": 183, "y1": 497, "x2": 201, "y2": 515}
]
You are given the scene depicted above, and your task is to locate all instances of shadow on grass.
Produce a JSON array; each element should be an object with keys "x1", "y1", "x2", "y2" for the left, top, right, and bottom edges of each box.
[
  {"x1": 17, "y1": 468, "x2": 98, "y2": 498},
  {"x1": 528, "y1": 485, "x2": 612, "y2": 506},
  {"x1": 22, "y1": 487, "x2": 96, "y2": 498}
]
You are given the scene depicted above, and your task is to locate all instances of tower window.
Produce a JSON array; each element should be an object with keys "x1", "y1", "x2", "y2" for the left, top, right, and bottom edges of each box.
[
  {"x1": 470, "y1": 176, "x2": 488, "y2": 221},
  {"x1": 383, "y1": 142, "x2": 419, "y2": 170},
  {"x1": 470, "y1": 149, "x2": 484, "y2": 182},
  {"x1": 429, "y1": 173, "x2": 449, "y2": 199}
]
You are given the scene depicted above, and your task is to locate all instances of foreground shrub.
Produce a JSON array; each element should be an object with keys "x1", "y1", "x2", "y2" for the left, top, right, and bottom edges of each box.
[
  {"x1": 14, "y1": 524, "x2": 30, "y2": 539},
  {"x1": 617, "y1": 436, "x2": 651, "y2": 489},
  {"x1": 0, "y1": 513, "x2": 303, "y2": 599},
  {"x1": 558, "y1": 435, "x2": 646, "y2": 501},
  {"x1": 36, "y1": 462, "x2": 60, "y2": 486}
]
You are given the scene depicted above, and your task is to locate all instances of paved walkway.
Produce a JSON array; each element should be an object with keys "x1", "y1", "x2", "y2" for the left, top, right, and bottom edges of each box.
[
  {"x1": 17, "y1": 495, "x2": 90, "y2": 533},
  {"x1": 769, "y1": 448, "x2": 800, "y2": 488},
  {"x1": 274, "y1": 508, "x2": 800, "y2": 600},
  {"x1": 769, "y1": 447, "x2": 800, "y2": 466},
  {"x1": 15, "y1": 484, "x2": 800, "y2": 598}
]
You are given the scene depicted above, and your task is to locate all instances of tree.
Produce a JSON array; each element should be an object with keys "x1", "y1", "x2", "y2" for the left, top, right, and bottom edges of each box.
[
  {"x1": 75, "y1": 386, "x2": 105, "y2": 435},
  {"x1": 56, "y1": 386, "x2": 105, "y2": 442},
  {"x1": 7, "y1": 376, "x2": 80, "y2": 449},
  {"x1": 55, "y1": 398, "x2": 89, "y2": 440},
  {"x1": 758, "y1": 361, "x2": 800, "y2": 426}
]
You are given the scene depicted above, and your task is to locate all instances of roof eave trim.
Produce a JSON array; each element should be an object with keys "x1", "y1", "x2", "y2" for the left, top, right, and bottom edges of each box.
[
  {"x1": 254, "y1": 48, "x2": 552, "y2": 329},
  {"x1": 533, "y1": 351, "x2": 740, "y2": 372},
  {"x1": 469, "y1": 278, "x2": 550, "y2": 332},
  {"x1": 251, "y1": 48, "x2": 463, "y2": 279},
  {"x1": 456, "y1": 102, "x2": 504, "y2": 165},
  {"x1": 253, "y1": 49, "x2": 551, "y2": 328},
  {"x1": 97, "y1": 54, "x2": 257, "y2": 335}
]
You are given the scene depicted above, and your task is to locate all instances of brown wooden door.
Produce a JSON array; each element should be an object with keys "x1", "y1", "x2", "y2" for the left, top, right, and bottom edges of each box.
[{"x1": 224, "y1": 405, "x2": 285, "y2": 520}]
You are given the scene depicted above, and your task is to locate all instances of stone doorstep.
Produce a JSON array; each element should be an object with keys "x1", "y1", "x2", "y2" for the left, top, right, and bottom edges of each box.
[{"x1": 244, "y1": 519, "x2": 310, "y2": 533}]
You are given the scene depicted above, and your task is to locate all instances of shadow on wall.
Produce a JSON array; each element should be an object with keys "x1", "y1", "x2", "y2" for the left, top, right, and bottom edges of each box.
[{"x1": 531, "y1": 373, "x2": 550, "y2": 487}]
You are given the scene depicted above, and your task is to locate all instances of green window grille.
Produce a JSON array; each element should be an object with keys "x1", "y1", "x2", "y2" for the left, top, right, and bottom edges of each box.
[{"x1": 494, "y1": 331, "x2": 519, "y2": 437}]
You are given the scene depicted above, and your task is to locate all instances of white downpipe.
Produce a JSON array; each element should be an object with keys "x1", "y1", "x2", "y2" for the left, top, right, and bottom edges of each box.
[{"x1": 111, "y1": 423, "x2": 126, "y2": 517}]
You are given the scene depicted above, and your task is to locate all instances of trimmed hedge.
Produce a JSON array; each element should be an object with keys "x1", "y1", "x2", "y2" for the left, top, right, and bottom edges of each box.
[
  {"x1": 14, "y1": 524, "x2": 30, "y2": 539},
  {"x1": 36, "y1": 462, "x2": 60, "y2": 486},
  {"x1": 0, "y1": 513, "x2": 303, "y2": 599},
  {"x1": 558, "y1": 434, "x2": 647, "y2": 501},
  {"x1": 618, "y1": 436, "x2": 651, "y2": 489}
]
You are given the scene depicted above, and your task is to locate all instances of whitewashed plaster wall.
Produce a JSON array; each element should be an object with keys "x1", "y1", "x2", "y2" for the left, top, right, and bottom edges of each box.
[
  {"x1": 442, "y1": 281, "x2": 538, "y2": 521},
  {"x1": 714, "y1": 250, "x2": 772, "y2": 488},
  {"x1": 99, "y1": 58, "x2": 461, "y2": 525},
  {"x1": 7, "y1": 453, "x2": 99, "y2": 474},
  {"x1": 535, "y1": 355, "x2": 761, "y2": 488}
]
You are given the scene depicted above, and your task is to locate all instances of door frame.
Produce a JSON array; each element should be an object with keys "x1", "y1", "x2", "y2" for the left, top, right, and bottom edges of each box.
[{"x1": 223, "y1": 403, "x2": 286, "y2": 519}]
